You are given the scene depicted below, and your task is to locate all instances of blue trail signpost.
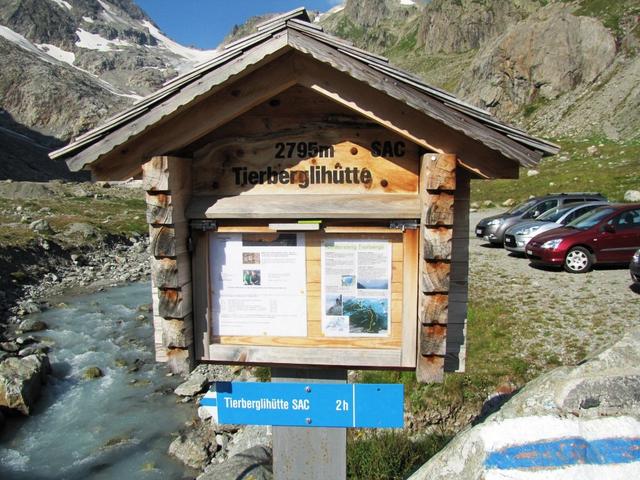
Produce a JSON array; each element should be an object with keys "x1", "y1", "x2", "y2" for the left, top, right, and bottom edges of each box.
[{"x1": 199, "y1": 381, "x2": 404, "y2": 428}]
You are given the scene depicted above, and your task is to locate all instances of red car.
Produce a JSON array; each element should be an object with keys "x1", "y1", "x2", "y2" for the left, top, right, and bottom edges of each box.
[{"x1": 526, "y1": 204, "x2": 640, "y2": 273}]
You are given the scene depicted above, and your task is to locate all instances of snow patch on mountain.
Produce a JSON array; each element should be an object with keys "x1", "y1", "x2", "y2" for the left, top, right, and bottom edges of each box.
[
  {"x1": 75, "y1": 28, "x2": 132, "y2": 51},
  {"x1": 0, "y1": 26, "x2": 55, "y2": 63},
  {"x1": 37, "y1": 43, "x2": 75, "y2": 65},
  {"x1": 315, "y1": 3, "x2": 345, "y2": 22},
  {"x1": 142, "y1": 20, "x2": 217, "y2": 67},
  {"x1": 50, "y1": 0, "x2": 72, "y2": 10},
  {"x1": 82, "y1": 16, "x2": 95, "y2": 24}
]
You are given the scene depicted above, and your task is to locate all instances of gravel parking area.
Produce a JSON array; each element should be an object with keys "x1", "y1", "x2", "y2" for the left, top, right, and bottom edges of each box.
[{"x1": 468, "y1": 209, "x2": 640, "y2": 369}]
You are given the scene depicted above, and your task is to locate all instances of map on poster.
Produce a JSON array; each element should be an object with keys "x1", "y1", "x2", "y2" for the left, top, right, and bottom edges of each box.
[
  {"x1": 210, "y1": 233, "x2": 307, "y2": 337},
  {"x1": 321, "y1": 239, "x2": 391, "y2": 337}
]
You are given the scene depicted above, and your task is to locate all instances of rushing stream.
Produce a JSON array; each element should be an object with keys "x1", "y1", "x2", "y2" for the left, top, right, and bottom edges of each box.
[{"x1": 0, "y1": 282, "x2": 196, "y2": 479}]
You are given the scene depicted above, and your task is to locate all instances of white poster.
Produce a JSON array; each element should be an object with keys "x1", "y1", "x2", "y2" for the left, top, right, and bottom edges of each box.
[
  {"x1": 321, "y1": 239, "x2": 392, "y2": 337},
  {"x1": 210, "y1": 232, "x2": 307, "y2": 337}
]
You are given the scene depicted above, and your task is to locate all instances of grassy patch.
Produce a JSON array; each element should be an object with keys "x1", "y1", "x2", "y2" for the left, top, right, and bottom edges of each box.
[
  {"x1": 347, "y1": 430, "x2": 450, "y2": 480},
  {"x1": 471, "y1": 138, "x2": 640, "y2": 205},
  {"x1": 0, "y1": 187, "x2": 147, "y2": 248}
]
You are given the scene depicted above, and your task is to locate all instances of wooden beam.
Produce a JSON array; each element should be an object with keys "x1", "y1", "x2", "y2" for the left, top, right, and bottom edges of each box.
[
  {"x1": 142, "y1": 156, "x2": 192, "y2": 193},
  {"x1": 420, "y1": 325, "x2": 447, "y2": 356},
  {"x1": 421, "y1": 153, "x2": 456, "y2": 191},
  {"x1": 186, "y1": 194, "x2": 421, "y2": 220},
  {"x1": 420, "y1": 293, "x2": 448, "y2": 325},
  {"x1": 422, "y1": 193, "x2": 454, "y2": 226},
  {"x1": 158, "y1": 284, "x2": 193, "y2": 319},
  {"x1": 146, "y1": 193, "x2": 174, "y2": 225},
  {"x1": 149, "y1": 225, "x2": 177, "y2": 257},
  {"x1": 416, "y1": 355, "x2": 444, "y2": 383},
  {"x1": 423, "y1": 227, "x2": 452, "y2": 261},
  {"x1": 162, "y1": 317, "x2": 194, "y2": 349},
  {"x1": 207, "y1": 345, "x2": 403, "y2": 368}
]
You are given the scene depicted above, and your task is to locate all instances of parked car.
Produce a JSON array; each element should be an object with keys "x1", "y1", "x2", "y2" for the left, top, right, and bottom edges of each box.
[
  {"x1": 475, "y1": 193, "x2": 607, "y2": 246},
  {"x1": 526, "y1": 204, "x2": 640, "y2": 273},
  {"x1": 503, "y1": 201, "x2": 609, "y2": 253},
  {"x1": 631, "y1": 249, "x2": 640, "y2": 284}
]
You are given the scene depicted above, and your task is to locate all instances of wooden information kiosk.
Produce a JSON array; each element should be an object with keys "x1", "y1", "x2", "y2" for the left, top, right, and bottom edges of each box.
[{"x1": 51, "y1": 8, "x2": 558, "y2": 385}]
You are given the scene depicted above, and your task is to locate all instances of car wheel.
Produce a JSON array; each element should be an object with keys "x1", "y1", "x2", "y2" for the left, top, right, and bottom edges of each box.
[{"x1": 564, "y1": 247, "x2": 593, "y2": 273}]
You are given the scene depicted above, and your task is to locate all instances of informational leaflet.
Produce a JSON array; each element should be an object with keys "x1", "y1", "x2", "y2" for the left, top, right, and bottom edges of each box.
[
  {"x1": 321, "y1": 239, "x2": 392, "y2": 337},
  {"x1": 210, "y1": 233, "x2": 307, "y2": 337}
]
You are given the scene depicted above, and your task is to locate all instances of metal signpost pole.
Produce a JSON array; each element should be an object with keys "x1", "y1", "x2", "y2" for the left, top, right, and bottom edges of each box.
[{"x1": 271, "y1": 368, "x2": 348, "y2": 480}]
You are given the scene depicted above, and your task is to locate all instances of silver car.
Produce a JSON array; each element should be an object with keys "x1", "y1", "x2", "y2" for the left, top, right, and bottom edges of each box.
[{"x1": 503, "y1": 202, "x2": 609, "y2": 253}]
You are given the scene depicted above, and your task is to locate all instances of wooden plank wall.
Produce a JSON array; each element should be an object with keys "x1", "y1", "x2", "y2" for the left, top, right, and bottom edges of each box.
[
  {"x1": 445, "y1": 167, "x2": 470, "y2": 372},
  {"x1": 417, "y1": 153, "x2": 456, "y2": 383},
  {"x1": 142, "y1": 156, "x2": 194, "y2": 375}
]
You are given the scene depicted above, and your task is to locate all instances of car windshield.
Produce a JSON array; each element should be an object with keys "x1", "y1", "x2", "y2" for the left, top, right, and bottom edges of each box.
[
  {"x1": 507, "y1": 199, "x2": 537, "y2": 215},
  {"x1": 536, "y1": 206, "x2": 571, "y2": 222},
  {"x1": 566, "y1": 207, "x2": 616, "y2": 230}
]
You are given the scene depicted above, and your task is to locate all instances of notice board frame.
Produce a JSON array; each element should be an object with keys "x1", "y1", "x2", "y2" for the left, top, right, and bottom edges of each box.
[{"x1": 191, "y1": 221, "x2": 419, "y2": 370}]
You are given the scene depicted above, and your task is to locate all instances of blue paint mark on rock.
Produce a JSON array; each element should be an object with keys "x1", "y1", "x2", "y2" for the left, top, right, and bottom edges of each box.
[{"x1": 485, "y1": 437, "x2": 640, "y2": 469}]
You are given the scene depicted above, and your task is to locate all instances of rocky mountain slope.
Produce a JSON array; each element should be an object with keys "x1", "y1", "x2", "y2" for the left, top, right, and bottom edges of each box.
[
  {"x1": 320, "y1": 0, "x2": 640, "y2": 141},
  {"x1": 0, "y1": 0, "x2": 217, "y2": 180}
]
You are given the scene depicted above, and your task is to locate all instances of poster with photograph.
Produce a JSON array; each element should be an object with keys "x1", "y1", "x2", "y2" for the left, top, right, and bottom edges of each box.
[
  {"x1": 321, "y1": 239, "x2": 391, "y2": 337},
  {"x1": 210, "y1": 233, "x2": 307, "y2": 337}
]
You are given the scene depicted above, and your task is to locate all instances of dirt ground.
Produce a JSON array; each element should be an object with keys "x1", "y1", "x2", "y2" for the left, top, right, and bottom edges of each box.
[{"x1": 468, "y1": 209, "x2": 640, "y2": 370}]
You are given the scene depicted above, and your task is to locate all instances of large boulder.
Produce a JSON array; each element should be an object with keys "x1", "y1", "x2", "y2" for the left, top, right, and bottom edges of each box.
[
  {"x1": 409, "y1": 328, "x2": 640, "y2": 479},
  {"x1": 0, "y1": 354, "x2": 51, "y2": 415},
  {"x1": 624, "y1": 190, "x2": 640, "y2": 202},
  {"x1": 168, "y1": 420, "x2": 217, "y2": 470},
  {"x1": 175, "y1": 364, "x2": 234, "y2": 397},
  {"x1": 197, "y1": 446, "x2": 273, "y2": 480},
  {"x1": 458, "y1": 4, "x2": 616, "y2": 118}
]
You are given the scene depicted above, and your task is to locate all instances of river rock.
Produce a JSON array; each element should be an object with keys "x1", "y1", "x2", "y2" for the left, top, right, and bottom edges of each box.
[
  {"x1": 175, "y1": 364, "x2": 231, "y2": 397},
  {"x1": 82, "y1": 366, "x2": 104, "y2": 380},
  {"x1": 409, "y1": 327, "x2": 640, "y2": 480},
  {"x1": 19, "y1": 344, "x2": 49, "y2": 357},
  {"x1": 19, "y1": 300, "x2": 41, "y2": 315},
  {"x1": 526, "y1": 169, "x2": 539, "y2": 177},
  {"x1": 19, "y1": 318, "x2": 48, "y2": 332},
  {"x1": 16, "y1": 335, "x2": 38, "y2": 346},
  {"x1": 226, "y1": 425, "x2": 271, "y2": 459},
  {"x1": 0, "y1": 354, "x2": 51, "y2": 415},
  {"x1": 624, "y1": 190, "x2": 640, "y2": 202},
  {"x1": 501, "y1": 198, "x2": 515, "y2": 207},
  {"x1": 0, "y1": 342, "x2": 20, "y2": 353},
  {"x1": 198, "y1": 446, "x2": 273, "y2": 480},
  {"x1": 168, "y1": 421, "x2": 217, "y2": 470}
]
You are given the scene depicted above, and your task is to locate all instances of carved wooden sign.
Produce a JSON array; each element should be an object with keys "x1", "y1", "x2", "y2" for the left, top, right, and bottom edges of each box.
[{"x1": 192, "y1": 128, "x2": 419, "y2": 196}]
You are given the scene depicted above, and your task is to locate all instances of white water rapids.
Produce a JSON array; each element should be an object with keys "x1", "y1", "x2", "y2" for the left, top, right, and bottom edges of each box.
[{"x1": 0, "y1": 282, "x2": 196, "y2": 479}]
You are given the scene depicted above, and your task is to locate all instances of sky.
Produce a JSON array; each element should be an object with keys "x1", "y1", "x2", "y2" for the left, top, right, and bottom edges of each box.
[{"x1": 136, "y1": 1, "x2": 344, "y2": 50}]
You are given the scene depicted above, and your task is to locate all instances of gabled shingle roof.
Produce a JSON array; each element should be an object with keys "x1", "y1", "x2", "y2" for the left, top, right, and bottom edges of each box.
[{"x1": 50, "y1": 7, "x2": 559, "y2": 170}]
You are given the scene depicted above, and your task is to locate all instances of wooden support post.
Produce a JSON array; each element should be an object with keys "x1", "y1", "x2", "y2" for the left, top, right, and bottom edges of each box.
[
  {"x1": 417, "y1": 153, "x2": 456, "y2": 383},
  {"x1": 143, "y1": 156, "x2": 194, "y2": 374},
  {"x1": 272, "y1": 368, "x2": 347, "y2": 480}
]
